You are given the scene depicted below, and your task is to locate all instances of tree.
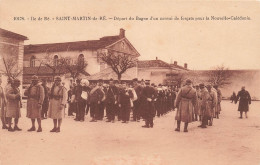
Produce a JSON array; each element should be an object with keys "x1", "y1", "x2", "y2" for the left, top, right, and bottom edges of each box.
[
  {"x1": 0, "y1": 57, "x2": 22, "y2": 79},
  {"x1": 98, "y1": 49, "x2": 137, "y2": 80},
  {"x1": 59, "y1": 56, "x2": 88, "y2": 80},
  {"x1": 207, "y1": 64, "x2": 231, "y2": 87},
  {"x1": 41, "y1": 53, "x2": 62, "y2": 81}
]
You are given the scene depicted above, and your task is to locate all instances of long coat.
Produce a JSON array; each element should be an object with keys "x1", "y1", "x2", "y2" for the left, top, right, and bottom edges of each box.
[
  {"x1": 142, "y1": 85, "x2": 156, "y2": 118},
  {"x1": 235, "y1": 89, "x2": 251, "y2": 112},
  {"x1": 0, "y1": 86, "x2": 6, "y2": 118},
  {"x1": 207, "y1": 90, "x2": 217, "y2": 118},
  {"x1": 48, "y1": 85, "x2": 67, "y2": 119},
  {"x1": 24, "y1": 84, "x2": 45, "y2": 119},
  {"x1": 175, "y1": 85, "x2": 197, "y2": 123},
  {"x1": 6, "y1": 86, "x2": 21, "y2": 118}
]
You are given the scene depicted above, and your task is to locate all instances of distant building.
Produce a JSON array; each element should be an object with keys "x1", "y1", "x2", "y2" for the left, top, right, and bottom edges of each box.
[
  {"x1": 137, "y1": 57, "x2": 188, "y2": 86},
  {"x1": 23, "y1": 29, "x2": 140, "y2": 87},
  {"x1": 0, "y1": 28, "x2": 28, "y2": 90}
]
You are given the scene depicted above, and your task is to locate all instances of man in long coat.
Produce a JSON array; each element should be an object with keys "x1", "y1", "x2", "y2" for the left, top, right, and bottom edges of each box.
[
  {"x1": 89, "y1": 82, "x2": 105, "y2": 122},
  {"x1": 132, "y1": 78, "x2": 142, "y2": 122},
  {"x1": 206, "y1": 85, "x2": 217, "y2": 126},
  {"x1": 235, "y1": 86, "x2": 251, "y2": 119},
  {"x1": 106, "y1": 78, "x2": 118, "y2": 122},
  {"x1": 213, "y1": 85, "x2": 222, "y2": 119},
  {"x1": 6, "y1": 79, "x2": 22, "y2": 132},
  {"x1": 175, "y1": 79, "x2": 197, "y2": 132},
  {"x1": 141, "y1": 80, "x2": 156, "y2": 128},
  {"x1": 41, "y1": 79, "x2": 50, "y2": 119},
  {"x1": 198, "y1": 83, "x2": 211, "y2": 128},
  {"x1": 48, "y1": 76, "x2": 67, "y2": 133},
  {"x1": 0, "y1": 78, "x2": 7, "y2": 129},
  {"x1": 25, "y1": 75, "x2": 45, "y2": 132}
]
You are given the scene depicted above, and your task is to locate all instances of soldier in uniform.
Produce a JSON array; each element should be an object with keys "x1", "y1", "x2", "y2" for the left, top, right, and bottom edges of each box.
[
  {"x1": 97, "y1": 79, "x2": 106, "y2": 120},
  {"x1": 175, "y1": 79, "x2": 197, "y2": 132},
  {"x1": 41, "y1": 79, "x2": 50, "y2": 119},
  {"x1": 206, "y1": 85, "x2": 217, "y2": 126},
  {"x1": 24, "y1": 75, "x2": 45, "y2": 132},
  {"x1": 198, "y1": 83, "x2": 210, "y2": 128},
  {"x1": 106, "y1": 78, "x2": 118, "y2": 122},
  {"x1": 0, "y1": 77, "x2": 7, "y2": 129},
  {"x1": 132, "y1": 78, "x2": 143, "y2": 122},
  {"x1": 48, "y1": 76, "x2": 67, "y2": 133},
  {"x1": 213, "y1": 85, "x2": 222, "y2": 119},
  {"x1": 142, "y1": 80, "x2": 156, "y2": 128},
  {"x1": 235, "y1": 86, "x2": 251, "y2": 119},
  {"x1": 194, "y1": 85, "x2": 201, "y2": 121},
  {"x1": 6, "y1": 79, "x2": 22, "y2": 132}
]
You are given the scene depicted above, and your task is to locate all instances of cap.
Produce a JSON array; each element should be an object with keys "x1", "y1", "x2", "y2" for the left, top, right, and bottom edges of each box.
[
  {"x1": 185, "y1": 79, "x2": 192, "y2": 85},
  {"x1": 54, "y1": 76, "x2": 62, "y2": 81},
  {"x1": 132, "y1": 78, "x2": 138, "y2": 82},
  {"x1": 98, "y1": 79, "x2": 103, "y2": 82},
  {"x1": 199, "y1": 83, "x2": 205, "y2": 87},
  {"x1": 31, "y1": 75, "x2": 39, "y2": 81}
]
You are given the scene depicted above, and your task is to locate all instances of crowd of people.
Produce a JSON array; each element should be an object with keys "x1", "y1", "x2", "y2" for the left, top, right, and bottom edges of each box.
[{"x1": 0, "y1": 75, "x2": 252, "y2": 133}]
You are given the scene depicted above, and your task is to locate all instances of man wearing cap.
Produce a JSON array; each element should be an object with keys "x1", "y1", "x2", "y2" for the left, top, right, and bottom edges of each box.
[
  {"x1": 194, "y1": 85, "x2": 201, "y2": 121},
  {"x1": 235, "y1": 86, "x2": 251, "y2": 119},
  {"x1": 89, "y1": 80, "x2": 105, "y2": 122},
  {"x1": 106, "y1": 78, "x2": 118, "y2": 122},
  {"x1": 198, "y1": 83, "x2": 210, "y2": 128},
  {"x1": 73, "y1": 78, "x2": 86, "y2": 122},
  {"x1": 24, "y1": 75, "x2": 45, "y2": 132},
  {"x1": 141, "y1": 80, "x2": 156, "y2": 128},
  {"x1": 48, "y1": 76, "x2": 67, "y2": 132},
  {"x1": 132, "y1": 78, "x2": 143, "y2": 122},
  {"x1": 213, "y1": 85, "x2": 222, "y2": 119},
  {"x1": 175, "y1": 79, "x2": 197, "y2": 132},
  {"x1": 5, "y1": 79, "x2": 22, "y2": 132},
  {"x1": 206, "y1": 85, "x2": 217, "y2": 126}
]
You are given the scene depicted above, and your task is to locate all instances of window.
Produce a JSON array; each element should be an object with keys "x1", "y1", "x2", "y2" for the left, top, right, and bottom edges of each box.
[
  {"x1": 30, "y1": 56, "x2": 36, "y2": 67},
  {"x1": 78, "y1": 54, "x2": 84, "y2": 66},
  {"x1": 53, "y1": 55, "x2": 58, "y2": 66}
]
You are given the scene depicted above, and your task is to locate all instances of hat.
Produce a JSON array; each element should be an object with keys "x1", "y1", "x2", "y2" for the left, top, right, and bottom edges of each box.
[
  {"x1": 54, "y1": 76, "x2": 62, "y2": 81},
  {"x1": 199, "y1": 83, "x2": 205, "y2": 87},
  {"x1": 98, "y1": 79, "x2": 103, "y2": 82},
  {"x1": 132, "y1": 78, "x2": 138, "y2": 82},
  {"x1": 185, "y1": 79, "x2": 192, "y2": 85},
  {"x1": 109, "y1": 78, "x2": 114, "y2": 81},
  {"x1": 31, "y1": 75, "x2": 39, "y2": 81},
  {"x1": 81, "y1": 79, "x2": 89, "y2": 86},
  {"x1": 13, "y1": 79, "x2": 20, "y2": 83}
]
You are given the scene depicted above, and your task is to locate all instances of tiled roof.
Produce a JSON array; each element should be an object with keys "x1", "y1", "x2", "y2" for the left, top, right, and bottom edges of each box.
[
  {"x1": 24, "y1": 36, "x2": 121, "y2": 54},
  {"x1": 23, "y1": 66, "x2": 90, "y2": 76},
  {"x1": 87, "y1": 68, "x2": 134, "y2": 81},
  {"x1": 0, "y1": 28, "x2": 28, "y2": 40},
  {"x1": 138, "y1": 60, "x2": 188, "y2": 70},
  {"x1": 137, "y1": 60, "x2": 171, "y2": 68}
]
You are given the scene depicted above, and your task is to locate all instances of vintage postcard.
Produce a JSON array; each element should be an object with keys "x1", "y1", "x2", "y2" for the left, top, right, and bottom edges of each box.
[{"x1": 0, "y1": 0, "x2": 260, "y2": 165}]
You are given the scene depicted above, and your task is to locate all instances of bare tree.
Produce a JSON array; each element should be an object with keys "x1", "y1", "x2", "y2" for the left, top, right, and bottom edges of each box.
[
  {"x1": 41, "y1": 53, "x2": 63, "y2": 81},
  {"x1": 207, "y1": 64, "x2": 231, "y2": 87},
  {"x1": 0, "y1": 57, "x2": 22, "y2": 79},
  {"x1": 59, "y1": 56, "x2": 88, "y2": 80},
  {"x1": 98, "y1": 49, "x2": 137, "y2": 80}
]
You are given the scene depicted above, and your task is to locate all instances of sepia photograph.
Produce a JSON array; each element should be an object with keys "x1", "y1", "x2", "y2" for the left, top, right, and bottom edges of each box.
[{"x1": 0, "y1": 0, "x2": 260, "y2": 165}]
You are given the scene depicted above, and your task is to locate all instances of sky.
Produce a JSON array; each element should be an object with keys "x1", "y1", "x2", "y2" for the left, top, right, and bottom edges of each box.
[{"x1": 0, "y1": 0, "x2": 260, "y2": 70}]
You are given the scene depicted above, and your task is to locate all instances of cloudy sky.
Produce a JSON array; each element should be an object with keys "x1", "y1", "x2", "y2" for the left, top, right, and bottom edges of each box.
[{"x1": 0, "y1": 0, "x2": 260, "y2": 70}]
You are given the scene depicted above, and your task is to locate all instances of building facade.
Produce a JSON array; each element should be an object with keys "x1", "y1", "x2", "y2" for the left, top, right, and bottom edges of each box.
[
  {"x1": 0, "y1": 28, "x2": 28, "y2": 90},
  {"x1": 23, "y1": 29, "x2": 140, "y2": 87}
]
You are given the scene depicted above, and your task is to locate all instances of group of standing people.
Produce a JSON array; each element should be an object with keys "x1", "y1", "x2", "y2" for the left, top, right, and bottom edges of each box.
[
  {"x1": 67, "y1": 78, "x2": 177, "y2": 128},
  {"x1": 0, "y1": 74, "x2": 252, "y2": 133},
  {"x1": 0, "y1": 75, "x2": 67, "y2": 133},
  {"x1": 174, "y1": 80, "x2": 223, "y2": 132}
]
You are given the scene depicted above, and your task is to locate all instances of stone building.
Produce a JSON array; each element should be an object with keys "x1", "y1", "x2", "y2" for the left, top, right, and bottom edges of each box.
[
  {"x1": 23, "y1": 28, "x2": 140, "y2": 87},
  {"x1": 0, "y1": 28, "x2": 28, "y2": 90},
  {"x1": 137, "y1": 58, "x2": 188, "y2": 86}
]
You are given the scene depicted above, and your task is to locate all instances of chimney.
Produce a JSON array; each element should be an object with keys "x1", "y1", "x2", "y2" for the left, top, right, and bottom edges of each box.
[
  {"x1": 156, "y1": 57, "x2": 158, "y2": 60},
  {"x1": 174, "y1": 61, "x2": 177, "y2": 65},
  {"x1": 184, "y1": 63, "x2": 188, "y2": 69},
  {"x1": 119, "y1": 28, "x2": 125, "y2": 38}
]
